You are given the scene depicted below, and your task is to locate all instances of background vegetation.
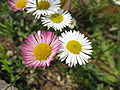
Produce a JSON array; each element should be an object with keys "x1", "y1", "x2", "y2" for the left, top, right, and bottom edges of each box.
[{"x1": 0, "y1": 0, "x2": 120, "y2": 90}]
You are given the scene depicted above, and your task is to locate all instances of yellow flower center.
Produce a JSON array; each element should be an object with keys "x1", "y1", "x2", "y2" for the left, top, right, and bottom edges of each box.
[
  {"x1": 37, "y1": 0, "x2": 50, "y2": 10},
  {"x1": 69, "y1": 20, "x2": 74, "y2": 25},
  {"x1": 66, "y1": 40, "x2": 82, "y2": 54},
  {"x1": 15, "y1": 0, "x2": 27, "y2": 9},
  {"x1": 33, "y1": 43, "x2": 52, "y2": 61},
  {"x1": 50, "y1": 13, "x2": 64, "y2": 23}
]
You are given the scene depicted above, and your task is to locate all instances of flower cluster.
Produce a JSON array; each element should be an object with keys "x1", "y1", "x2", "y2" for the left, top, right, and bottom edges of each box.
[
  {"x1": 8, "y1": 0, "x2": 93, "y2": 68},
  {"x1": 21, "y1": 30, "x2": 92, "y2": 68},
  {"x1": 8, "y1": 0, "x2": 76, "y2": 30}
]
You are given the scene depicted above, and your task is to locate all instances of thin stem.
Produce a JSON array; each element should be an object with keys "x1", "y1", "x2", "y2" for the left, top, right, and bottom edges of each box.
[
  {"x1": 36, "y1": 0, "x2": 38, "y2": 8},
  {"x1": 5, "y1": 84, "x2": 13, "y2": 90}
]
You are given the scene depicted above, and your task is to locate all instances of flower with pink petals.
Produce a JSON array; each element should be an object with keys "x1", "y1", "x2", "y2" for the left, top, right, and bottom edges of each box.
[
  {"x1": 21, "y1": 30, "x2": 61, "y2": 68},
  {"x1": 8, "y1": 0, "x2": 28, "y2": 11}
]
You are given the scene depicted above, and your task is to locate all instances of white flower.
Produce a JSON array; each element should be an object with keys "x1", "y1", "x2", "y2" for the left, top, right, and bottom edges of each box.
[
  {"x1": 59, "y1": 30, "x2": 92, "y2": 67},
  {"x1": 113, "y1": 0, "x2": 120, "y2": 5},
  {"x1": 68, "y1": 18, "x2": 76, "y2": 29},
  {"x1": 41, "y1": 9, "x2": 72, "y2": 31},
  {"x1": 26, "y1": 0, "x2": 61, "y2": 19}
]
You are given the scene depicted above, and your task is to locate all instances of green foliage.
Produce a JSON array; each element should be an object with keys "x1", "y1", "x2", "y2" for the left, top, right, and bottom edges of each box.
[
  {"x1": 0, "y1": 0, "x2": 119, "y2": 89},
  {"x1": 0, "y1": 46, "x2": 25, "y2": 84}
]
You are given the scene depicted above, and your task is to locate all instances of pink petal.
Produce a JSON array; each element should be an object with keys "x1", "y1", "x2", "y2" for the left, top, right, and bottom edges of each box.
[
  {"x1": 12, "y1": 0, "x2": 18, "y2": 3},
  {"x1": 46, "y1": 31, "x2": 52, "y2": 44},
  {"x1": 27, "y1": 35, "x2": 38, "y2": 45},
  {"x1": 46, "y1": 60, "x2": 50, "y2": 66},
  {"x1": 24, "y1": 58, "x2": 36, "y2": 62},
  {"x1": 41, "y1": 30, "x2": 47, "y2": 43},
  {"x1": 50, "y1": 38, "x2": 59, "y2": 47},
  {"x1": 21, "y1": 47, "x2": 33, "y2": 52},
  {"x1": 34, "y1": 31, "x2": 42, "y2": 44},
  {"x1": 22, "y1": 55, "x2": 35, "y2": 59},
  {"x1": 38, "y1": 61, "x2": 43, "y2": 67},
  {"x1": 34, "y1": 61, "x2": 41, "y2": 68},
  {"x1": 21, "y1": 51, "x2": 33, "y2": 56},
  {"x1": 21, "y1": 44, "x2": 34, "y2": 49},
  {"x1": 52, "y1": 41, "x2": 61, "y2": 50},
  {"x1": 25, "y1": 39, "x2": 36, "y2": 48}
]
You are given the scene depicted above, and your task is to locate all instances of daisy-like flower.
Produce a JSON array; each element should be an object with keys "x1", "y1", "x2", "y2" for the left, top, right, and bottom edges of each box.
[
  {"x1": 21, "y1": 30, "x2": 61, "y2": 68},
  {"x1": 41, "y1": 9, "x2": 72, "y2": 31},
  {"x1": 68, "y1": 18, "x2": 76, "y2": 29},
  {"x1": 59, "y1": 30, "x2": 92, "y2": 67},
  {"x1": 26, "y1": 0, "x2": 61, "y2": 19},
  {"x1": 8, "y1": 0, "x2": 28, "y2": 11},
  {"x1": 113, "y1": 0, "x2": 120, "y2": 5}
]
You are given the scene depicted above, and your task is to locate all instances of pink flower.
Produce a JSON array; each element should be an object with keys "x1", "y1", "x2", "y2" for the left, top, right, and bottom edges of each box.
[
  {"x1": 21, "y1": 30, "x2": 61, "y2": 69},
  {"x1": 8, "y1": 0, "x2": 28, "y2": 11}
]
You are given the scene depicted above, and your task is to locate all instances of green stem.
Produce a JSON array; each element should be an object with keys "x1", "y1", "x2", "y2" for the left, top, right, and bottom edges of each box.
[{"x1": 36, "y1": 0, "x2": 38, "y2": 7}]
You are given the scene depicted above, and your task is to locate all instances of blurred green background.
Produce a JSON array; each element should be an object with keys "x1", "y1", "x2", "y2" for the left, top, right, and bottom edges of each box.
[{"x1": 0, "y1": 0, "x2": 120, "y2": 90}]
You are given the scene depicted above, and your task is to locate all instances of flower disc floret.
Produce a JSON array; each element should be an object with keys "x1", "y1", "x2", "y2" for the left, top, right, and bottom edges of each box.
[
  {"x1": 37, "y1": 0, "x2": 50, "y2": 10},
  {"x1": 50, "y1": 13, "x2": 64, "y2": 23},
  {"x1": 66, "y1": 40, "x2": 82, "y2": 54},
  {"x1": 15, "y1": 0, "x2": 27, "y2": 8},
  {"x1": 68, "y1": 18, "x2": 76, "y2": 29},
  {"x1": 34, "y1": 43, "x2": 52, "y2": 61},
  {"x1": 8, "y1": 0, "x2": 28, "y2": 11}
]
